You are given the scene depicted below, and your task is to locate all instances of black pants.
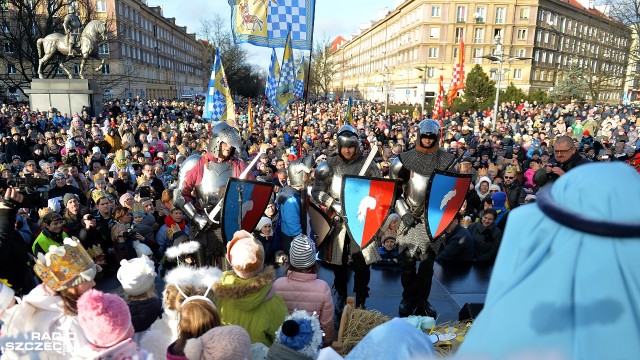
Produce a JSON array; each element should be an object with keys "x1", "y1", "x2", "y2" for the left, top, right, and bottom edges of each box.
[
  {"x1": 400, "y1": 249, "x2": 436, "y2": 302},
  {"x1": 332, "y1": 248, "x2": 370, "y2": 299}
]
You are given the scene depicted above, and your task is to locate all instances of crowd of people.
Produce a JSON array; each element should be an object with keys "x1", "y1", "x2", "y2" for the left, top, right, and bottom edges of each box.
[{"x1": 0, "y1": 96, "x2": 639, "y2": 359}]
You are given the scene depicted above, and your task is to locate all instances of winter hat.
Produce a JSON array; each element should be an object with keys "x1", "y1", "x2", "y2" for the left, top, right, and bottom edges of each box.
[
  {"x1": 63, "y1": 193, "x2": 79, "y2": 206},
  {"x1": 119, "y1": 192, "x2": 134, "y2": 206},
  {"x1": 53, "y1": 171, "x2": 65, "y2": 180},
  {"x1": 117, "y1": 255, "x2": 156, "y2": 296},
  {"x1": 489, "y1": 184, "x2": 501, "y2": 192},
  {"x1": 184, "y1": 325, "x2": 251, "y2": 360},
  {"x1": 289, "y1": 234, "x2": 317, "y2": 269},
  {"x1": 583, "y1": 130, "x2": 590, "y2": 136},
  {"x1": 255, "y1": 216, "x2": 272, "y2": 231},
  {"x1": 226, "y1": 230, "x2": 264, "y2": 279},
  {"x1": 270, "y1": 310, "x2": 322, "y2": 359},
  {"x1": 491, "y1": 192, "x2": 507, "y2": 209},
  {"x1": 77, "y1": 289, "x2": 134, "y2": 348}
]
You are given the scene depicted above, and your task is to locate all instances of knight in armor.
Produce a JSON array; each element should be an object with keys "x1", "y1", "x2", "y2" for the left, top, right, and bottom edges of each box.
[
  {"x1": 390, "y1": 119, "x2": 456, "y2": 318},
  {"x1": 312, "y1": 125, "x2": 381, "y2": 311},
  {"x1": 275, "y1": 156, "x2": 313, "y2": 255},
  {"x1": 173, "y1": 122, "x2": 251, "y2": 267}
]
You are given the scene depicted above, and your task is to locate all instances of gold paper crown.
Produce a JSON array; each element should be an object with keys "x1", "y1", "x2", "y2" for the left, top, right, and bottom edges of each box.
[
  {"x1": 488, "y1": 164, "x2": 500, "y2": 173},
  {"x1": 33, "y1": 238, "x2": 96, "y2": 291},
  {"x1": 91, "y1": 190, "x2": 108, "y2": 204},
  {"x1": 115, "y1": 149, "x2": 126, "y2": 161},
  {"x1": 505, "y1": 165, "x2": 517, "y2": 174},
  {"x1": 166, "y1": 224, "x2": 181, "y2": 240},
  {"x1": 132, "y1": 201, "x2": 144, "y2": 214},
  {"x1": 93, "y1": 173, "x2": 104, "y2": 183},
  {"x1": 477, "y1": 167, "x2": 489, "y2": 177},
  {"x1": 38, "y1": 207, "x2": 53, "y2": 218}
]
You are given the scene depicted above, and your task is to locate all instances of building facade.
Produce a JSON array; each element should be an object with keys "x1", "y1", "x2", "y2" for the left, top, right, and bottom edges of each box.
[
  {"x1": 0, "y1": 0, "x2": 206, "y2": 101},
  {"x1": 329, "y1": 0, "x2": 631, "y2": 107}
]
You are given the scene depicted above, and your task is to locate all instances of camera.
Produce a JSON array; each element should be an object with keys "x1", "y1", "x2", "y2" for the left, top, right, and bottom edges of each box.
[
  {"x1": 0, "y1": 175, "x2": 49, "y2": 208},
  {"x1": 122, "y1": 230, "x2": 138, "y2": 240}
]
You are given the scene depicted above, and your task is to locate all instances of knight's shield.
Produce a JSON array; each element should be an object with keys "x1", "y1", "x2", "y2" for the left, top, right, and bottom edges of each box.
[
  {"x1": 341, "y1": 175, "x2": 397, "y2": 250},
  {"x1": 307, "y1": 202, "x2": 333, "y2": 249},
  {"x1": 425, "y1": 169, "x2": 472, "y2": 241},
  {"x1": 221, "y1": 178, "x2": 274, "y2": 243}
]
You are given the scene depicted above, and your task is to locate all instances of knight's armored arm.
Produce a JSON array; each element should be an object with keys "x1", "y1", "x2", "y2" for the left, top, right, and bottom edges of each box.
[
  {"x1": 390, "y1": 157, "x2": 410, "y2": 218},
  {"x1": 311, "y1": 161, "x2": 336, "y2": 209},
  {"x1": 173, "y1": 188, "x2": 208, "y2": 229}
]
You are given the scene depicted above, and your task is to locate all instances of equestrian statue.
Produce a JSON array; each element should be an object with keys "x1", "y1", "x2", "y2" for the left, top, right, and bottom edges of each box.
[{"x1": 37, "y1": 18, "x2": 109, "y2": 80}]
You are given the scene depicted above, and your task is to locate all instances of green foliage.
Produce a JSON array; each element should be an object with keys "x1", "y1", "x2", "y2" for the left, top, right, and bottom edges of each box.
[
  {"x1": 499, "y1": 83, "x2": 527, "y2": 103},
  {"x1": 527, "y1": 89, "x2": 549, "y2": 104},
  {"x1": 462, "y1": 65, "x2": 496, "y2": 111}
]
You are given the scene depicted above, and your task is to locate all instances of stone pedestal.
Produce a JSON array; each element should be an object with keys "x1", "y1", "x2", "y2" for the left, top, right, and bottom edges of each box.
[{"x1": 25, "y1": 79, "x2": 101, "y2": 116}]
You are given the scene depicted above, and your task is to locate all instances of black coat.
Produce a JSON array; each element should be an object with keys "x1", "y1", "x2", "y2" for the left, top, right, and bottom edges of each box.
[
  {"x1": 436, "y1": 225, "x2": 475, "y2": 264},
  {"x1": 128, "y1": 297, "x2": 163, "y2": 333},
  {"x1": 0, "y1": 208, "x2": 35, "y2": 296},
  {"x1": 533, "y1": 152, "x2": 591, "y2": 187}
]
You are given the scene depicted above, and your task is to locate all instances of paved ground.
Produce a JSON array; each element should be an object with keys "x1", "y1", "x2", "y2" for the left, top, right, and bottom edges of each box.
[{"x1": 97, "y1": 260, "x2": 492, "y2": 324}]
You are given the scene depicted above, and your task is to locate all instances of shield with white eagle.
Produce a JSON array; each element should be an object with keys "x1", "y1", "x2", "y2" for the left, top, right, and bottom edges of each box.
[
  {"x1": 425, "y1": 169, "x2": 472, "y2": 241},
  {"x1": 341, "y1": 175, "x2": 398, "y2": 250},
  {"x1": 221, "y1": 178, "x2": 274, "y2": 243}
]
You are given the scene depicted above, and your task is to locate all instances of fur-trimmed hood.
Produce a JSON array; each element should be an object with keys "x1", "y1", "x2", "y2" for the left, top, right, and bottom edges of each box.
[{"x1": 213, "y1": 266, "x2": 276, "y2": 310}]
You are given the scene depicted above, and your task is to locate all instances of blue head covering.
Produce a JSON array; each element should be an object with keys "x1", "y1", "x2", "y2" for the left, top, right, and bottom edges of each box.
[
  {"x1": 345, "y1": 318, "x2": 435, "y2": 359},
  {"x1": 459, "y1": 163, "x2": 640, "y2": 359}
]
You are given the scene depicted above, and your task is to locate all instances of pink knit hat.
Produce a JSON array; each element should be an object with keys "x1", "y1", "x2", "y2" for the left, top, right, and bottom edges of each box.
[
  {"x1": 184, "y1": 325, "x2": 251, "y2": 360},
  {"x1": 226, "y1": 230, "x2": 264, "y2": 279},
  {"x1": 77, "y1": 289, "x2": 134, "y2": 348}
]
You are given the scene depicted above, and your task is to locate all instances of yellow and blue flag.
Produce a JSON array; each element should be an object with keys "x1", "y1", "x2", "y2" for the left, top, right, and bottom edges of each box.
[
  {"x1": 229, "y1": 0, "x2": 316, "y2": 50},
  {"x1": 274, "y1": 30, "x2": 296, "y2": 118},
  {"x1": 294, "y1": 56, "x2": 305, "y2": 100},
  {"x1": 203, "y1": 48, "x2": 235, "y2": 122},
  {"x1": 345, "y1": 97, "x2": 354, "y2": 125},
  {"x1": 265, "y1": 49, "x2": 285, "y2": 116}
]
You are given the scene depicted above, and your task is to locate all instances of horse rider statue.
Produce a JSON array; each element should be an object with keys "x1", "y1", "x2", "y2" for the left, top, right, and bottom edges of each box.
[{"x1": 63, "y1": 4, "x2": 82, "y2": 57}]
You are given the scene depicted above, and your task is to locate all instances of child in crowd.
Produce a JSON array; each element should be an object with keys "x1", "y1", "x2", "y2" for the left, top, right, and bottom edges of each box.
[
  {"x1": 273, "y1": 234, "x2": 334, "y2": 345},
  {"x1": 117, "y1": 255, "x2": 162, "y2": 341},
  {"x1": 184, "y1": 325, "x2": 251, "y2": 360},
  {"x1": 76, "y1": 289, "x2": 146, "y2": 359},
  {"x1": 377, "y1": 233, "x2": 401, "y2": 265},
  {"x1": 167, "y1": 296, "x2": 221, "y2": 359}
]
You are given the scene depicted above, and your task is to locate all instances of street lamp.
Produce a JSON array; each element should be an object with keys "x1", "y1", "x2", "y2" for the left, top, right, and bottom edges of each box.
[
  {"x1": 480, "y1": 35, "x2": 531, "y2": 131},
  {"x1": 415, "y1": 65, "x2": 432, "y2": 115},
  {"x1": 383, "y1": 64, "x2": 390, "y2": 115}
]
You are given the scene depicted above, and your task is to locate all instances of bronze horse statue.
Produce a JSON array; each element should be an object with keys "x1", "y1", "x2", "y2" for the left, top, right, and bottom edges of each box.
[{"x1": 37, "y1": 20, "x2": 109, "y2": 80}]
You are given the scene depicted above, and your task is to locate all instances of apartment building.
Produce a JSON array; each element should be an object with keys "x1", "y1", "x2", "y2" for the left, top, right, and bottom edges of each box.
[{"x1": 329, "y1": 0, "x2": 631, "y2": 105}]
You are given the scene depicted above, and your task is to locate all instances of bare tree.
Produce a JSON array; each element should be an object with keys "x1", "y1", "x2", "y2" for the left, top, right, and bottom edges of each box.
[
  {"x1": 607, "y1": 0, "x2": 640, "y2": 92},
  {"x1": 308, "y1": 36, "x2": 335, "y2": 98},
  {"x1": 0, "y1": 0, "x2": 97, "y2": 96}
]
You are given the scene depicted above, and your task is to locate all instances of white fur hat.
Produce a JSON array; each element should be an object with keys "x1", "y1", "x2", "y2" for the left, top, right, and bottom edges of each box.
[
  {"x1": 255, "y1": 216, "x2": 272, "y2": 231},
  {"x1": 117, "y1": 255, "x2": 156, "y2": 296}
]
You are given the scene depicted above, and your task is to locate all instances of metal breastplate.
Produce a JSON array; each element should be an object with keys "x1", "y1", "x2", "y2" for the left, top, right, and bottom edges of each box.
[
  {"x1": 194, "y1": 161, "x2": 232, "y2": 210},
  {"x1": 405, "y1": 171, "x2": 429, "y2": 216},
  {"x1": 329, "y1": 174, "x2": 342, "y2": 200}
]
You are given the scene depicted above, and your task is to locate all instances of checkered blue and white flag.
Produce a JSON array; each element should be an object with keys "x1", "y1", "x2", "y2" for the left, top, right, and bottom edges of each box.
[
  {"x1": 203, "y1": 48, "x2": 235, "y2": 122},
  {"x1": 229, "y1": 0, "x2": 316, "y2": 50},
  {"x1": 294, "y1": 56, "x2": 305, "y2": 100},
  {"x1": 265, "y1": 48, "x2": 282, "y2": 114}
]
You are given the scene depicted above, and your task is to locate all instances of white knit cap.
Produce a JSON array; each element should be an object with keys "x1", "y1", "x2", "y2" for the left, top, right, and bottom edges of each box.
[
  {"x1": 289, "y1": 234, "x2": 317, "y2": 269},
  {"x1": 255, "y1": 216, "x2": 272, "y2": 231},
  {"x1": 117, "y1": 255, "x2": 156, "y2": 296}
]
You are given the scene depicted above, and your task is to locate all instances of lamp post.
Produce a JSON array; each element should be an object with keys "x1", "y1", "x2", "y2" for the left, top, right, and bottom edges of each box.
[
  {"x1": 415, "y1": 65, "x2": 432, "y2": 115},
  {"x1": 383, "y1": 64, "x2": 390, "y2": 115},
  {"x1": 480, "y1": 35, "x2": 531, "y2": 131}
]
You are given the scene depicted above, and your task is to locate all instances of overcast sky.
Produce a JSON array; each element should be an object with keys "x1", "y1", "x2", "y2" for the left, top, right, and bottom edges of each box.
[{"x1": 155, "y1": 0, "x2": 397, "y2": 70}]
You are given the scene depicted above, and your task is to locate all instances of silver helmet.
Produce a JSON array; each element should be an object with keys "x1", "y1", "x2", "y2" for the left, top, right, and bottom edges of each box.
[
  {"x1": 336, "y1": 124, "x2": 359, "y2": 152},
  {"x1": 418, "y1": 119, "x2": 440, "y2": 137},
  {"x1": 287, "y1": 158, "x2": 311, "y2": 189},
  {"x1": 208, "y1": 122, "x2": 242, "y2": 158}
]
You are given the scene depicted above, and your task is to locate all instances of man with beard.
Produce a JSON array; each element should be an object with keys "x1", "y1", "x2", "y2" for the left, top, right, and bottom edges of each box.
[
  {"x1": 312, "y1": 125, "x2": 382, "y2": 311},
  {"x1": 390, "y1": 119, "x2": 456, "y2": 318},
  {"x1": 174, "y1": 122, "x2": 252, "y2": 267}
]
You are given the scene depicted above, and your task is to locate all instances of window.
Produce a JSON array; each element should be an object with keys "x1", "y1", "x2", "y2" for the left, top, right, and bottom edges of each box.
[
  {"x1": 516, "y1": 49, "x2": 526, "y2": 58},
  {"x1": 3, "y1": 42, "x2": 12, "y2": 53},
  {"x1": 73, "y1": 64, "x2": 80, "y2": 75},
  {"x1": 429, "y1": 27, "x2": 440, "y2": 39},
  {"x1": 1, "y1": 22, "x2": 8, "y2": 33},
  {"x1": 456, "y1": 6, "x2": 466, "y2": 23},
  {"x1": 96, "y1": 0, "x2": 106, "y2": 12},
  {"x1": 431, "y1": 6, "x2": 440, "y2": 17},
  {"x1": 513, "y1": 69, "x2": 523, "y2": 80},
  {"x1": 428, "y1": 47, "x2": 438, "y2": 58},
  {"x1": 473, "y1": 48, "x2": 483, "y2": 64},
  {"x1": 55, "y1": 66, "x2": 64, "y2": 75},
  {"x1": 427, "y1": 67, "x2": 435, "y2": 78},
  {"x1": 519, "y1": 8, "x2": 530, "y2": 20},
  {"x1": 99, "y1": 43, "x2": 109, "y2": 55},
  {"x1": 7, "y1": 63, "x2": 15, "y2": 74},
  {"x1": 474, "y1": 28, "x2": 484, "y2": 43},
  {"x1": 544, "y1": 32, "x2": 549, "y2": 44},
  {"x1": 474, "y1": 7, "x2": 486, "y2": 23},
  {"x1": 101, "y1": 64, "x2": 110, "y2": 75},
  {"x1": 517, "y1": 29, "x2": 527, "y2": 40},
  {"x1": 495, "y1": 7, "x2": 505, "y2": 24},
  {"x1": 455, "y1": 28, "x2": 464, "y2": 43}
]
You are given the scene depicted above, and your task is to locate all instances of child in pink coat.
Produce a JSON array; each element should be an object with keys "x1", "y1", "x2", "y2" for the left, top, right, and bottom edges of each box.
[{"x1": 273, "y1": 234, "x2": 334, "y2": 346}]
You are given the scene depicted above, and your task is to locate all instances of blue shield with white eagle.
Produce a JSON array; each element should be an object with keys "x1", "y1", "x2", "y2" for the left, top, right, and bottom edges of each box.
[
  {"x1": 221, "y1": 178, "x2": 274, "y2": 243},
  {"x1": 341, "y1": 175, "x2": 398, "y2": 249},
  {"x1": 425, "y1": 169, "x2": 473, "y2": 240}
]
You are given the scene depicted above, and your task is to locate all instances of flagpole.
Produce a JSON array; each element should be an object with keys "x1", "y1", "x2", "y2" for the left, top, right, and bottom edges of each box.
[{"x1": 295, "y1": 99, "x2": 303, "y2": 158}]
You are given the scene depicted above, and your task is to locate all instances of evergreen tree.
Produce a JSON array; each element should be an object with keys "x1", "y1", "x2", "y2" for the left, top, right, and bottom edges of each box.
[
  {"x1": 462, "y1": 65, "x2": 495, "y2": 111},
  {"x1": 500, "y1": 83, "x2": 527, "y2": 103}
]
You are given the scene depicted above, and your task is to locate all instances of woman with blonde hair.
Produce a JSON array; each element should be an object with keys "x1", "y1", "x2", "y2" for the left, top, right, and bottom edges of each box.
[{"x1": 167, "y1": 298, "x2": 221, "y2": 359}]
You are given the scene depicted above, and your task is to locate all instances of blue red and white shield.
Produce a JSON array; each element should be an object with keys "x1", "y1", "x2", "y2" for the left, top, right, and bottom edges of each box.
[
  {"x1": 425, "y1": 169, "x2": 472, "y2": 240},
  {"x1": 221, "y1": 178, "x2": 274, "y2": 243},
  {"x1": 341, "y1": 175, "x2": 397, "y2": 250}
]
